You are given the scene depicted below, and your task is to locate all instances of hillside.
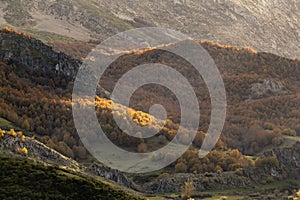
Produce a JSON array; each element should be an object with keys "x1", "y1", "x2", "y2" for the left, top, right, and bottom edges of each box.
[
  {"x1": 0, "y1": 28, "x2": 299, "y2": 163},
  {"x1": 1, "y1": 29, "x2": 300, "y2": 199},
  {"x1": 0, "y1": 0, "x2": 299, "y2": 59},
  {"x1": 0, "y1": 154, "x2": 144, "y2": 200}
]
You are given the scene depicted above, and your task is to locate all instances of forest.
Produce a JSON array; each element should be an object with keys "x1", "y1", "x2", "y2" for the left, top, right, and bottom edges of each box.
[{"x1": 0, "y1": 28, "x2": 300, "y2": 175}]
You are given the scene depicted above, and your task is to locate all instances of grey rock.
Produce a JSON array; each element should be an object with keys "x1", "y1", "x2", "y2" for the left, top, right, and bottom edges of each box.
[
  {"x1": 263, "y1": 142, "x2": 300, "y2": 177},
  {"x1": 0, "y1": 29, "x2": 80, "y2": 78},
  {"x1": 87, "y1": 163, "x2": 139, "y2": 191},
  {"x1": 0, "y1": 29, "x2": 111, "y2": 97},
  {"x1": 0, "y1": 134, "x2": 80, "y2": 168},
  {"x1": 250, "y1": 79, "x2": 289, "y2": 99}
]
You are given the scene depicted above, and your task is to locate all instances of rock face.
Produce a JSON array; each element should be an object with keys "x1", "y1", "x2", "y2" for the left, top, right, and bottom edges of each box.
[
  {"x1": 250, "y1": 79, "x2": 289, "y2": 99},
  {"x1": 0, "y1": 0, "x2": 299, "y2": 59},
  {"x1": 0, "y1": 29, "x2": 80, "y2": 78},
  {"x1": 0, "y1": 29, "x2": 111, "y2": 97},
  {"x1": 0, "y1": 134, "x2": 80, "y2": 168},
  {"x1": 87, "y1": 163, "x2": 139, "y2": 191},
  {"x1": 143, "y1": 172, "x2": 252, "y2": 193},
  {"x1": 263, "y1": 142, "x2": 300, "y2": 177}
]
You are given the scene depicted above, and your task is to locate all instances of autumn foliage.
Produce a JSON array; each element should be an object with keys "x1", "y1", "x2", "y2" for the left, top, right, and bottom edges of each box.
[{"x1": 1, "y1": 30, "x2": 300, "y2": 174}]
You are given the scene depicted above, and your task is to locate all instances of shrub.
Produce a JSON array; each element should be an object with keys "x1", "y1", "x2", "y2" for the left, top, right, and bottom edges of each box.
[{"x1": 255, "y1": 156, "x2": 279, "y2": 169}]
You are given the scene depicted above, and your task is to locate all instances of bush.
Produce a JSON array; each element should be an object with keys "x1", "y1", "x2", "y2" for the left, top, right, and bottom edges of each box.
[{"x1": 255, "y1": 156, "x2": 279, "y2": 169}]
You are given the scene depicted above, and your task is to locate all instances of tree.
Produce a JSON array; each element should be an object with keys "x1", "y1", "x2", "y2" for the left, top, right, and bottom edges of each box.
[
  {"x1": 72, "y1": 145, "x2": 87, "y2": 160},
  {"x1": 21, "y1": 135, "x2": 26, "y2": 143},
  {"x1": 0, "y1": 129, "x2": 5, "y2": 139},
  {"x1": 255, "y1": 156, "x2": 279, "y2": 169},
  {"x1": 175, "y1": 162, "x2": 187, "y2": 173},
  {"x1": 21, "y1": 147, "x2": 28, "y2": 155},
  {"x1": 181, "y1": 180, "x2": 195, "y2": 198},
  {"x1": 22, "y1": 119, "x2": 30, "y2": 131},
  {"x1": 9, "y1": 129, "x2": 17, "y2": 137},
  {"x1": 63, "y1": 132, "x2": 76, "y2": 147},
  {"x1": 137, "y1": 143, "x2": 148, "y2": 153},
  {"x1": 230, "y1": 149, "x2": 242, "y2": 159},
  {"x1": 56, "y1": 141, "x2": 74, "y2": 158}
]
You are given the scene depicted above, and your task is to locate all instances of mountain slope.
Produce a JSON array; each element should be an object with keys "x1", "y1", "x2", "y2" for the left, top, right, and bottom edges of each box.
[
  {"x1": 0, "y1": 0, "x2": 299, "y2": 59},
  {"x1": 1, "y1": 29, "x2": 300, "y2": 173},
  {"x1": 0, "y1": 155, "x2": 144, "y2": 200}
]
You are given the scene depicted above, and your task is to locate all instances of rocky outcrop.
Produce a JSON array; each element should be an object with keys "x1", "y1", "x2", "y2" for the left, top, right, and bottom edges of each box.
[
  {"x1": 250, "y1": 79, "x2": 289, "y2": 99},
  {"x1": 0, "y1": 134, "x2": 80, "y2": 168},
  {"x1": 143, "y1": 166, "x2": 282, "y2": 193},
  {"x1": 0, "y1": 29, "x2": 111, "y2": 97},
  {"x1": 263, "y1": 142, "x2": 300, "y2": 177},
  {"x1": 143, "y1": 172, "x2": 252, "y2": 193},
  {"x1": 0, "y1": 133, "x2": 137, "y2": 190},
  {"x1": 87, "y1": 163, "x2": 139, "y2": 191},
  {"x1": 0, "y1": 28, "x2": 80, "y2": 78}
]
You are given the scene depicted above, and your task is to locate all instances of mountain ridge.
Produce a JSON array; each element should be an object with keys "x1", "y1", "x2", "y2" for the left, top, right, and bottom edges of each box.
[{"x1": 0, "y1": 0, "x2": 299, "y2": 59}]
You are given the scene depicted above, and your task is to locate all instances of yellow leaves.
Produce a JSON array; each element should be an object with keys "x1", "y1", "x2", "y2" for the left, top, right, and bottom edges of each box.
[
  {"x1": 95, "y1": 96, "x2": 112, "y2": 109},
  {"x1": 96, "y1": 96, "x2": 153, "y2": 126},
  {"x1": 129, "y1": 109, "x2": 152, "y2": 127},
  {"x1": 17, "y1": 131, "x2": 23, "y2": 137},
  {"x1": 21, "y1": 135, "x2": 26, "y2": 143},
  {"x1": 0, "y1": 128, "x2": 5, "y2": 139},
  {"x1": 95, "y1": 96, "x2": 153, "y2": 127},
  {"x1": 2, "y1": 128, "x2": 29, "y2": 155},
  {"x1": 9, "y1": 129, "x2": 23, "y2": 138},
  {"x1": 21, "y1": 147, "x2": 28, "y2": 155},
  {"x1": 297, "y1": 190, "x2": 300, "y2": 197},
  {"x1": 9, "y1": 129, "x2": 17, "y2": 137},
  {"x1": 199, "y1": 40, "x2": 257, "y2": 54},
  {"x1": 15, "y1": 147, "x2": 28, "y2": 156},
  {"x1": 3, "y1": 129, "x2": 26, "y2": 143},
  {"x1": 1, "y1": 27, "x2": 30, "y2": 38}
]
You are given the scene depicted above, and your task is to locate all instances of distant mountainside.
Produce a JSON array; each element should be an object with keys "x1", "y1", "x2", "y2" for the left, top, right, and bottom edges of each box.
[{"x1": 0, "y1": 0, "x2": 299, "y2": 59}]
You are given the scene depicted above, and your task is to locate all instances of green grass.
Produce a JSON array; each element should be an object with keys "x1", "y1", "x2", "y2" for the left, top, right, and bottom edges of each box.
[
  {"x1": 0, "y1": 117, "x2": 41, "y2": 140},
  {"x1": 0, "y1": 154, "x2": 145, "y2": 200},
  {"x1": 197, "y1": 178, "x2": 300, "y2": 200},
  {"x1": 0, "y1": 117, "x2": 18, "y2": 130},
  {"x1": 284, "y1": 135, "x2": 300, "y2": 142}
]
